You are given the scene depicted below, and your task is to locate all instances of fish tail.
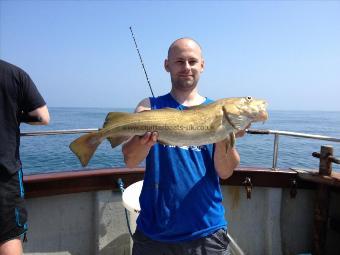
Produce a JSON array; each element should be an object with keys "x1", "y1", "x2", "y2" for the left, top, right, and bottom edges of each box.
[{"x1": 69, "y1": 132, "x2": 102, "y2": 167}]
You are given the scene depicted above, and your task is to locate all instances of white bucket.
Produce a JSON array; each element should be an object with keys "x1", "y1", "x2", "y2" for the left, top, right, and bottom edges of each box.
[
  {"x1": 122, "y1": 180, "x2": 244, "y2": 255},
  {"x1": 122, "y1": 180, "x2": 143, "y2": 254}
]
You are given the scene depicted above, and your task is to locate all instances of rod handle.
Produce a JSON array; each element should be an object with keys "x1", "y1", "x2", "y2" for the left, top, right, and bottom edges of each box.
[{"x1": 246, "y1": 129, "x2": 270, "y2": 135}]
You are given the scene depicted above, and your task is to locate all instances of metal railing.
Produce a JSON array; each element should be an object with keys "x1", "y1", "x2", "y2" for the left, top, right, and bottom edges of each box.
[
  {"x1": 21, "y1": 128, "x2": 340, "y2": 170},
  {"x1": 20, "y1": 128, "x2": 98, "y2": 136},
  {"x1": 246, "y1": 129, "x2": 340, "y2": 169}
]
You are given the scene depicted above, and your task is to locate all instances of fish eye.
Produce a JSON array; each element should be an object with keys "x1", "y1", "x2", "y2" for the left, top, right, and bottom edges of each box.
[{"x1": 246, "y1": 96, "x2": 252, "y2": 101}]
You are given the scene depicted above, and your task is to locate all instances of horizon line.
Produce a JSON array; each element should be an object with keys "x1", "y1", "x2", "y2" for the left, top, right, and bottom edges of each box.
[{"x1": 46, "y1": 106, "x2": 340, "y2": 113}]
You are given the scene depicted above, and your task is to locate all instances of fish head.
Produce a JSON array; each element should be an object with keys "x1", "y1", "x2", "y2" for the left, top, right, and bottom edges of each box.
[{"x1": 220, "y1": 96, "x2": 268, "y2": 130}]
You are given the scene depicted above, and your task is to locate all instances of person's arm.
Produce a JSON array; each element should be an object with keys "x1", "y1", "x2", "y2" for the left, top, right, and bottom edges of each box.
[
  {"x1": 19, "y1": 71, "x2": 50, "y2": 125},
  {"x1": 25, "y1": 105, "x2": 50, "y2": 125},
  {"x1": 122, "y1": 98, "x2": 158, "y2": 168},
  {"x1": 214, "y1": 139, "x2": 240, "y2": 180},
  {"x1": 214, "y1": 126, "x2": 249, "y2": 180}
]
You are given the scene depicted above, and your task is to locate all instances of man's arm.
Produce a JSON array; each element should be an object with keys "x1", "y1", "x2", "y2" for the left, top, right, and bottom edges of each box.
[
  {"x1": 214, "y1": 139, "x2": 240, "y2": 180},
  {"x1": 214, "y1": 127, "x2": 249, "y2": 180},
  {"x1": 122, "y1": 98, "x2": 158, "y2": 168},
  {"x1": 24, "y1": 105, "x2": 50, "y2": 125}
]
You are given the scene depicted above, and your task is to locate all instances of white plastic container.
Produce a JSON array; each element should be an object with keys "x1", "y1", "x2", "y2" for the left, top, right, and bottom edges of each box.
[{"x1": 122, "y1": 180, "x2": 143, "y2": 254}]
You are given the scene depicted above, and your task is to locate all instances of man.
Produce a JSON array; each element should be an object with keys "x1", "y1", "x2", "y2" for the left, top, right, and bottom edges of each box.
[
  {"x1": 122, "y1": 38, "x2": 245, "y2": 255},
  {"x1": 0, "y1": 59, "x2": 50, "y2": 255}
]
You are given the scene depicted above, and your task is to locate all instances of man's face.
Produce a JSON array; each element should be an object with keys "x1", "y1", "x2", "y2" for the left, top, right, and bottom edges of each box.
[{"x1": 165, "y1": 40, "x2": 204, "y2": 92}]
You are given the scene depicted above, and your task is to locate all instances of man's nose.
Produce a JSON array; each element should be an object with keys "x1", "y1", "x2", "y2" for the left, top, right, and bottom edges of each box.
[{"x1": 183, "y1": 61, "x2": 190, "y2": 71}]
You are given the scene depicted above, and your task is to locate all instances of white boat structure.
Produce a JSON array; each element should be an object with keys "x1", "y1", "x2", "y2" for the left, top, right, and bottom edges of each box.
[{"x1": 20, "y1": 129, "x2": 340, "y2": 255}]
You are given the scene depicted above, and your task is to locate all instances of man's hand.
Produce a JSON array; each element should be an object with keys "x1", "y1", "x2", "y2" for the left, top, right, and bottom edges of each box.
[
  {"x1": 214, "y1": 139, "x2": 240, "y2": 179},
  {"x1": 122, "y1": 131, "x2": 158, "y2": 168},
  {"x1": 235, "y1": 124, "x2": 251, "y2": 138},
  {"x1": 139, "y1": 132, "x2": 159, "y2": 147},
  {"x1": 213, "y1": 124, "x2": 250, "y2": 179}
]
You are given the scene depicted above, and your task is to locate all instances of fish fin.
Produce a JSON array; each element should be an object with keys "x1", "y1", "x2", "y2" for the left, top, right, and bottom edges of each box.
[
  {"x1": 229, "y1": 132, "x2": 235, "y2": 148},
  {"x1": 152, "y1": 107, "x2": 178, "y2": 112},
  {"x1": 184, "y1": 101, "x2": 217, "y2": 111},
  {"x1": 147, "y1": 105, "x2": 208, "y2": 112},
  {"x1": 138, "y1": 107, "x2": 180, "y2": 113},
  {"x1": 69, "y1": 132, "x2": 102, "y2": 167},
  {"x1": 103, "y1": 112, "x2": 130, "y2": 128},
  {"x1": 157, "y1": 139, "x2": 169, "y2": 145},
  {"x1": 107, "y1": 136, "x2": 129, "y2": 149},
  {"x1": 222, "y1": 105, "x2": 252, "y2": 130},
  {"x1": 226, "y1": 112, "x2": 251, "y2": 130},
  {"x1": 183, "y1": 104, "x2": 209, "y2": 111}
]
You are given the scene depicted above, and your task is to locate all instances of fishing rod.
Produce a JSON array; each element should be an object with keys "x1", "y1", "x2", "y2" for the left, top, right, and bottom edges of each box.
[
  {"x1": 120, "y1": 27, "x2": 153, "y2": 237},
  {"x1": 246, "y1": 129, "x2": 340, "y2": 143},
  {"x1": 129, "y1": 26, "x2": 155, "y2": 98}
]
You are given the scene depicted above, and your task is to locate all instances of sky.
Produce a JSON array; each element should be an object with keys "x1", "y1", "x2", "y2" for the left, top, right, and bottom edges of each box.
[{"x1": 0, "y1": 1, "x2": 339, "y2": 111}]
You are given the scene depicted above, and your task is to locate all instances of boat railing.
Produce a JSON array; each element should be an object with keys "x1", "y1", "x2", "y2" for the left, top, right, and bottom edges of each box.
[
  {"x1": 20, "y1": 128, "x2": 340, "y2": 170},
  {"x1": 20, "y1": 128, "x2": 99, "y2": 136},
  {"x1": 246, "y1": 129, "x2": 340, "y2": 170}
]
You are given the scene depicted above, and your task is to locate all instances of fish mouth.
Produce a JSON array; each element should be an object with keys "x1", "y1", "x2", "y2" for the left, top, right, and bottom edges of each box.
[
  {"x1": 257, "y1": 110, "x2": 268, "y2": 122},
  {"x1": 247, "y1": 101, "x2": 268, "y2": 122},
  {"x1": 253, "y1": 101, "x2": 268, "y2": 121}
]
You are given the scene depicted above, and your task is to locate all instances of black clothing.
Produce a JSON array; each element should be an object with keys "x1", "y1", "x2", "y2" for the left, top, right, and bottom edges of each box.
[
  {"x1": 0, "y1": 59, "x2": 46, "y2": 174},
  {"x1": 0, "y1": 169, "x2": 27, "y2": 243},
  {"x1": 0, "y1": 59, "x2": 46, "y2": 242}
]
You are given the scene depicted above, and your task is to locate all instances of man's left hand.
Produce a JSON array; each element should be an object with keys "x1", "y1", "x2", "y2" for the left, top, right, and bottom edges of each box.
[{"x1": 235, "y1": 124, "x2": 251, "y2": 138}]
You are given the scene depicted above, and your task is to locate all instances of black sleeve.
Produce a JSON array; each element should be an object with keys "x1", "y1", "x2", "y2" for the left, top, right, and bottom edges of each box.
[{"x1": 19, "y1": 70, "x2": 46, "y2": 113}]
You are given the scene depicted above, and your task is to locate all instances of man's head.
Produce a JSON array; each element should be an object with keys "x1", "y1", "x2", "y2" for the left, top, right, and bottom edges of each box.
[{"x1": 165, "y1": 38, "x2": 204, "y2": 92}]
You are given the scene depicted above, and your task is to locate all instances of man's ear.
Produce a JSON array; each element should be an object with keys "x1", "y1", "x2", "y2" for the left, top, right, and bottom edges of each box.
[
  {"x1": 201, "y1": 58, "x2": 205, "y2": 73},
  {"x1": 164, "y1": 59, "x2": 170, "y2": 72}
]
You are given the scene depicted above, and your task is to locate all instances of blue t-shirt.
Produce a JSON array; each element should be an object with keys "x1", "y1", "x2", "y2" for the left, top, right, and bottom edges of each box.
[{"x1": 136, "y1": 93, "x2": 227, "y2": 242}]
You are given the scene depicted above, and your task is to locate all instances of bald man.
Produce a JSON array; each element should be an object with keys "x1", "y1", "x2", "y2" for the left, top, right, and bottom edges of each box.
[{"x1": 123, "y1": 38, "x2": 243, "y2": 255}]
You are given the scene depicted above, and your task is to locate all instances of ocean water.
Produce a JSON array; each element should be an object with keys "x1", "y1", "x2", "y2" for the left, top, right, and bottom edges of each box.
[{"x1": 20, "y1": 108, "x2": 340, "y2": 175}]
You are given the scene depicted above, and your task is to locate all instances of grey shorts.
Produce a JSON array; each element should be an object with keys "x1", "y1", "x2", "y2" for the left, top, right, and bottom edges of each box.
[{"x1": 132, "y1": 228, "x2": 230, "y2": 255}]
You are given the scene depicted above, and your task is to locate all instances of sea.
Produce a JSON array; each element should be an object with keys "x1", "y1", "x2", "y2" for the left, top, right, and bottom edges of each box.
[{"x1": 20, "y1": 108, "x2": 340, "y2": 175}]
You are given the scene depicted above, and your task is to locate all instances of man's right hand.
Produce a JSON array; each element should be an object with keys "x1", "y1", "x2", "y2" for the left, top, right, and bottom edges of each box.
[
  {"x1": 122, "y1": 97, "x2": 156, "y2": 168},
  {"x1": 122, "y1": 131, "x2": 159, "y2": 168},
  {"x1": 139, "y1": 132, "x2": 158, "y2": 147}
]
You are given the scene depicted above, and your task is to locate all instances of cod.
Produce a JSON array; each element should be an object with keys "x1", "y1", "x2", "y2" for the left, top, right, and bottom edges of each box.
[{"x1": 70, "y1": 96, "x2": 268, "y2": 166}]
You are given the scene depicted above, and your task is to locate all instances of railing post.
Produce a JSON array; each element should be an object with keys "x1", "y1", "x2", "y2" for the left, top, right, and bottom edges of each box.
[
  {"x1": 272, "y1": 134, "x2": 279, "y2": 170},
  {"x1": 312, "y1": 145, "x2": 333, "y2": 255}
]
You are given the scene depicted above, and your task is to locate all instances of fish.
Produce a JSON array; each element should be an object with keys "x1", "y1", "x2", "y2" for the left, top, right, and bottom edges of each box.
[{"x1": 69, "y1": 96, "x2": 268, "y2": 166}]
